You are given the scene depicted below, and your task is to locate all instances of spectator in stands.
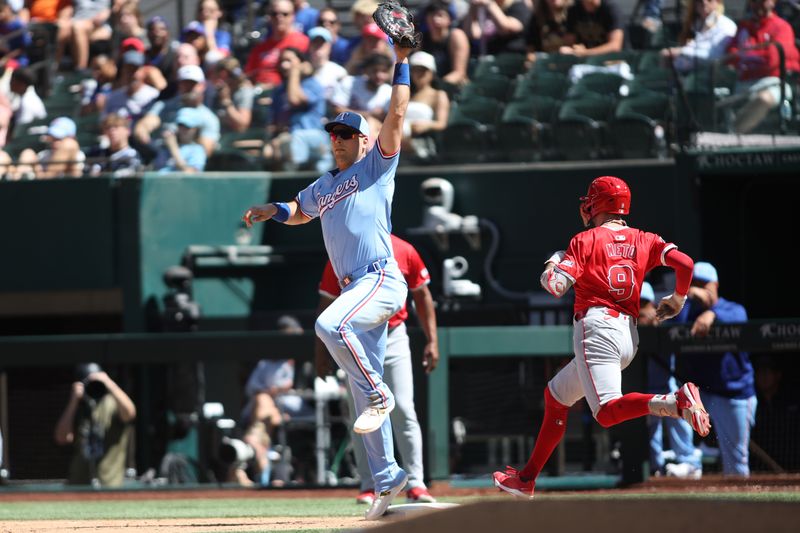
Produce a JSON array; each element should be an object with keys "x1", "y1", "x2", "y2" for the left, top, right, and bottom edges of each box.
[
  {"x1": 86, "y1": 112, "x2": 142, "y2": 176},
  {"x1": 54, "y1": 362, "x2": 136, "y2": 487},
  {"x1": 526, "y1": 0, "x2": 573, "y2": 56},
  {"x1": 238, "y1": 315, "x2": 308, "y2": 486},
  {"x1": 751, "y1": 355, "x2": 800, "y2": 471},
  {"x1": 338, "y1": 0, "x2": 379, "y2": 66},
  {"x1": 26, "y1": 0, "x2": 71, "y2": 24},
  {"x1": 134, "y1": 64, "x2": 220, "y2": 160},
  {"x1": 261, "y1": 47, "x2": 331, "y2": 172},
  {"x1": 404, "y1": 51, "x2": 449, "y2": 160},
  {"x1": 291, "y1": 0, "x2": 318, "y2": 33},
  {"x1": 638, "y1": 281, "x2": 657, "y2": 326},
  {"x1": 158, "y1": 42, "x2": 202, "y2": 101},
  {"x1": 245, "y1": 0, "x2": 309, "y2": 89},
  {"x1": 181, "y1": 20, "x2": 213, "y2": 66},
  {"x1": 119, "y1": 37, "x2": 167, "y2": 92},
  {"x1": 331, "y1": 53, "x2": 393, "y2": 140},
  {"x1": 0, "y1": 84, "x2": 11, "y2": 147},
  {"x1": 675, "y1": 262, "x2": 757, "y2": 477},
  {"x1": 102, "y1": 49, "x2": 160, "y2": 121},
  {"x1": 559, "y1": 0, "x2": 624, "y2": 57},
  {"x1": 660, "y1": 0, "x2": 737, "y2": 74},
  {"x1": 196, "y1": 0, "x2": 232, "y2": 62},
  {"x1": 15, "y1": 116, "x2": 85, "y2": 179},
  {"x1": 0, "y1": 0, "x2": 31, "y2": 67},
  {"x1": 307, "y1": 26, "x2": 347, "y2": 103},
  {"x1": 144, "y1": 15, "x2": 177, "y2": 83},
  {"x1": 462, "y1": 0, "x2": 531, "y2": 56},
  {"x1": 55, "y1": 0, "x2": 112, "y2": 71},
  {"x1": 318, "y1": 6, "x2": 351, "y2": 66},
  {"x1": 421, "y1": 0, "x2": 470, "y2": 87},
  {"x1": 726, "y1": 0, "x2": 800, "y2": 133},
  {"x1": 345, "y1": 22, "x2": 394, "y2": 76},
  {"x1": 110, "y1": 0, "x2": 145, "y2": 55},
  {"x1": 79, "y1": 54, "x2": 116, "y2": 115},
  {"x1": 153, "y1": 106, "x2": 208, "y2": 173},
  {"x1": 208, "y1": 56, "x2": 254, "y2": 132},
  {"x1": 7, "y1": 66, "x2": 45, "y2": 127}
]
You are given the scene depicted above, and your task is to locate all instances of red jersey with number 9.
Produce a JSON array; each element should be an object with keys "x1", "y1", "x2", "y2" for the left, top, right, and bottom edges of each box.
[{"x1": 555, "y1": 226, "x2": 676, "y2": 318}]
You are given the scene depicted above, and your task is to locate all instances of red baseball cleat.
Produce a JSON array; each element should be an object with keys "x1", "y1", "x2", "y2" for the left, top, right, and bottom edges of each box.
[
  {"x1": 676, "y1": 382, "x2": 711, "y2": 437},
  {"x1": 355, "y1": 489, "x2": 375, "y2": 505},
  {"x1": 492, "y1": 466, "x2": 535, "y2": 499},
  {"x1": 406, "y1": 486, "x2": 436, "y2": 503}
]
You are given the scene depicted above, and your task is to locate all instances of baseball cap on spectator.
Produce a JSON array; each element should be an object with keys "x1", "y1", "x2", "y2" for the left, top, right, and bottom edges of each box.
[
  {"x1": 362, "y1": 23, "x2": 386, "y2": 40},
  {"x1": 47, "y1": 117, "x2": 77, "y2": 139},
  {"x1": 693, "y1": 262, "x2": 718, "y2": 283},
  {"x1": 121, "y1": 37, "x2": 145, "y2": 53},
  {"x1": 147, "y1": 15, "x2": 167, "y2": 29},
  {"x1": 177, "y1": 64, "x2": 206, "y2": 83},
  {"x1": 324, "y1": 111, "x2": 370, "y2": 136},
  {"x1": 277, "y1": 314, "x2": 303, "y2": 334},
  {"x1": 308, "y1": 26, "x2": 333, "y2": 43},
  {"x1": 409, "y1": 51, "x2": 437, "y2": 73},
  {"x1": 640, "y1": 281, "x2": 655, "y2": 303},
  {"x1": 182, "y1": 20, "x2": 206, "y2": 39},
  {"x1": 175, "y1": 107, "x2": 204, "y2": 129},
  {"x1": 122, "y1": 50, "x2": 145, "y2": 66}
]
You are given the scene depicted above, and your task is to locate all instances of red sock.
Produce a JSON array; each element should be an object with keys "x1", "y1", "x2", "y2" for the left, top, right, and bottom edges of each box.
[
  {"x1": 595, "y1": 393, "x2": 654, "y2": 428},
  {"x1": 519, "y1": 387, "x2": 569, "y2": 481}
]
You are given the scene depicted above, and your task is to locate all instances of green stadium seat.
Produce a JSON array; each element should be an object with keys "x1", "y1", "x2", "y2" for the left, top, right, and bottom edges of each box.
[
  {"x1": 496, "y1": 97, "x2": 560, "y2": 161},
  {"x1": 450, "y1": 95, "x2": 504, "y2": 125},
  {"x1": 474, "y1": 53, "x2": 527, "y2": 78},
  {"x1": 610, "y1": 93, "x2": 672, "y2": 158},
  {"x1": 568, "y1": 72, "x2": 627, "y2": 99},
  {"x1": 459, "y1": 73, "x2": 514, "y2": 102},
  {"x1": 513, "y1": 72, "x2": 569, "y2": 100},
  {"x1": 586, "y1": 51, "x2": 639, "y2": 68},
  {"x1": 530, "y1": 53, "x2": 581, "y2": 75},
  {"x1": 554, "y1": 95, "x2": 615, "y2": 160}
]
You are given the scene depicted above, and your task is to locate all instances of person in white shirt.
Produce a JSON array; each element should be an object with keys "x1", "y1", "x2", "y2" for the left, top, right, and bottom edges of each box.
[
  {"x1": 331, "y1": 53, "x2": 392, "y2": 140},
  {"x1": 308, "y1": 26, "x2": 348, "y2": 103},
  {"x1": 660, "y1": 0, "x2": 737, "y2": 73}
]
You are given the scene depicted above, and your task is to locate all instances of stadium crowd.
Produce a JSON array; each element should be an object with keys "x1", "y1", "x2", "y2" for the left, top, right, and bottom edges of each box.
[{"x1": 0, "y1": 0, "x2": 798, "y2": 178}]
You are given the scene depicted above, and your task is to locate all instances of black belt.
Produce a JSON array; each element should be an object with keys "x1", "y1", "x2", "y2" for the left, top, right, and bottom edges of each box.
[{"x1": 339, "y1": 258, "x2": 389, "y2": 289}]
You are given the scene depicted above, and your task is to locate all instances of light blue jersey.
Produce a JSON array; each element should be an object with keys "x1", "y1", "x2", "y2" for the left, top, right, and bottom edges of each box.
[{"x1": 296, "y1": 141, "x2": 399, "y2": 280}]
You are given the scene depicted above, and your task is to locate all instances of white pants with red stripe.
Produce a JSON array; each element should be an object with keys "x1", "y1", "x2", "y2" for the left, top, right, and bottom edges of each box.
[
  {"x1": 314, "y1": 260, "x2": 408, "y2": 492},
  {"x1": 549, "y1": 306, "x2": 639, "y2": 416}
]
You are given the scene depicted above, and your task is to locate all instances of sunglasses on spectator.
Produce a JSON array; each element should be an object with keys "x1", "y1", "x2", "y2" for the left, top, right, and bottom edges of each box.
[
  {"x1": 320, "y1": 18, "x2": 338, "y2": 25},
  {"x1": 270, "y1": 11, "x2": 292, "y2": 17},
  {"x1": 330, "y1": 129, "x2": 360, "y2": 140}
]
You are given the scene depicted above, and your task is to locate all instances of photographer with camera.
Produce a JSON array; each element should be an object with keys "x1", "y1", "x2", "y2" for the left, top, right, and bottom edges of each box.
[{"x1": 54, "y1": 363, "x2": 137, "y2": 487}]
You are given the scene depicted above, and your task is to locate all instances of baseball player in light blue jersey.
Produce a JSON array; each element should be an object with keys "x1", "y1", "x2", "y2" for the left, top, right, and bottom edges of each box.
[{"x1": 242, "y1": 42, "x2": 413, "y2": 521}]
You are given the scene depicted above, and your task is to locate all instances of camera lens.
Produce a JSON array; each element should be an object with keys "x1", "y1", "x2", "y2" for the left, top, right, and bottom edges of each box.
[{"x1": 84, "y1": 379, "x2": 108, "y2": 400}]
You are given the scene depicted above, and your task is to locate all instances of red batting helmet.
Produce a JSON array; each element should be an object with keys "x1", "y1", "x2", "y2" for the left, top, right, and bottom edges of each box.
[{"x1": 579, "y1": 176, "x2": 631, "y2": 218}]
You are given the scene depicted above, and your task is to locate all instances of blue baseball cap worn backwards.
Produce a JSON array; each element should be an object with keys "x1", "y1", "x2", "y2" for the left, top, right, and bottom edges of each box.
[{"x1": 325, "y1": 112, "x2": 369, "y2": 136}]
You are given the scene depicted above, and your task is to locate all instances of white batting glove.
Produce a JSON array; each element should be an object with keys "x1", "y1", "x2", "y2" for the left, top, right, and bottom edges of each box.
[{"x1": 656, "y1": 293, "x2": 687, "y2": 322}]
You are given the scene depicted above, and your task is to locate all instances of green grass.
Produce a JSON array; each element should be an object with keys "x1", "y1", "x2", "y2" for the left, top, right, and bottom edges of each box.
[{"x1": 1, "y1": 492, "x2": 797, "y2": 522}]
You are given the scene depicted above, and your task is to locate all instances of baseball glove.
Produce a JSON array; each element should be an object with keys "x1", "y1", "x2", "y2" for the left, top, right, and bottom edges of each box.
[{"x1": 372, "y1": 1, "x2": 421, "y2": 49}]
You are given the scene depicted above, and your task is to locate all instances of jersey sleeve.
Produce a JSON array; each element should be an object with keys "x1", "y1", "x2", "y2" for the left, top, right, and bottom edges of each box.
[
  {"x1": 318, "y1": 261, "x2": 341, "y2": 299},
  {"x1": 644, "y1": 231, "x2": 677, "y2": 271},
  {"x1": 360, "y1": 137, "x2": 400, "y2": 186},
  {"x1": 403, "y1": 243, "x2": 431, "y2": 291},
  {"x1": 295, "y1": 179, "x2": 320, "y2": 219},
  {"x1": 554, "y1": 234, "x2": 584, "y2": 283}
]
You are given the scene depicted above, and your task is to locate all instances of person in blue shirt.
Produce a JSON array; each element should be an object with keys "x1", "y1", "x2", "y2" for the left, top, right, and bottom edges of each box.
[
  {"x1": 262, "y1": 47, "x2": 332, "y2": 172},
  {"x1": 0, "y1": 0, "x2": 31, "y2": 67},
  {"x1": 154, "y1": 107, "x2": 207, "y2": 173},
  {"x1": 675, "y1": 262, "x2": 757, "y2": 477},
  {"x1": 243, "y1": 36, "x2": 413, "y2": 520}
]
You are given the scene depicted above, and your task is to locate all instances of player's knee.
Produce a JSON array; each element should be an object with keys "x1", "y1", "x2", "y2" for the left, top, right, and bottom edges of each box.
[
  {"x1": 544, "y1": 386, "x2": 569, "y2": 415},
  {"x1": 595, "y1": 401, "x2": 620, "y2": 428},
  {"x1": 314, "y1": 316, "x2": 337, "y2": 343}
]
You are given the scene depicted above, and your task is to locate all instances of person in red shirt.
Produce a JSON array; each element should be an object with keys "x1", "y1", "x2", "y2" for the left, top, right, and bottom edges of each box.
[
  {"x1": 727, "y1": 0, "x2": 800, "y2": 132},
  {"x1": 315, "y1": 234, "x2": 438, "y2": 505},
  {"x1": 244, "y1": 0, "x2": 309, "y2": 89},
  {"x1": 493, "y1": 176, "x2": 711, "y2": 498}
]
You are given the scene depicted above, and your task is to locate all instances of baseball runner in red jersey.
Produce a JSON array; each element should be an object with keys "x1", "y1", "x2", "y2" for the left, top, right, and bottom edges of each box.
[{"x1": 493, "y1": 176, "x2": 712, "y2": 498}]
